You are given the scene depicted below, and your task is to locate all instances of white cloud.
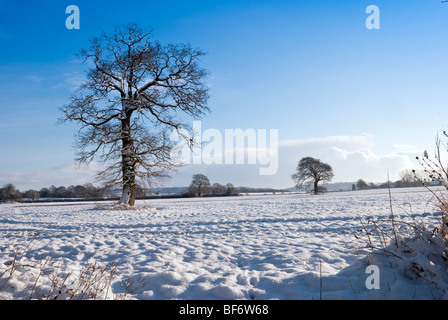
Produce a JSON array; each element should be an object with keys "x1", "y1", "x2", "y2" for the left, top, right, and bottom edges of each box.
[
  {"x1": 51, "y1": 71, "x2": 85, "y2": 91},
  {"x1": 280, "y1": 133, "x2": 376, "y2": 151},
  {"x1": 25, "y1": 75, "x2": 45, "y2": 82},
  {"x1": 0, "y1": 134, "x2": 424, "y2": 191},
  {"x1": 0, "y1": 163, "x2": 103, "y2": 191},
  {"x1": 280, "y1": 134, "x2": 420, "y2": 184},
  {"x1": 390, "y1": 144, "x2": 421, "y2": 154},
  {"x1": 166, "y1": 133, "x2": 422, "y2": 189}
]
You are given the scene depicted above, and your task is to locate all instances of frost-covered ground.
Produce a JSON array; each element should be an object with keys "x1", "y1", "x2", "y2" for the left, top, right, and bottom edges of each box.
[{"x1": 0, "y1": 187, "x2": 447, "y2": 300}]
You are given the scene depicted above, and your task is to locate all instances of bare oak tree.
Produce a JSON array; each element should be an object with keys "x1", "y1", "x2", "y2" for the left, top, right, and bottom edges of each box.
[
  {"x1": 59, "y1": 24, "x2": 210, "y2": 206},
  {"x1": 291, "y1": 157, "x2": 334, "y2": 195},
  {"x1": 187, "y1": 174, "x2": 211, "y2": 197}
]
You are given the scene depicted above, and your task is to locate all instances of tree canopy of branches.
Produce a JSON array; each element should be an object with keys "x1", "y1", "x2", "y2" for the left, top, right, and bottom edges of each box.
[
  {"x1": 187, "y1": 174, "x2": 211, "y2": 197},
  {"x1": 0, "y1": 184, "x2": 22, "y2": 202},
  {"x1": 38, "y1": 184, "x2": 105, "y2": 199},
  {"x1": 186, "y1": 175, "x2": 237, "y2": 197},
  {"x1": 356, "y1": 179, "x2": 369, "y2": 190},
  {"x1": 291, "y1": 157, "x2": 334, "y2": 195},
  {"x1": 59, "y1": 24, "x2": 210, "y2": 206}
]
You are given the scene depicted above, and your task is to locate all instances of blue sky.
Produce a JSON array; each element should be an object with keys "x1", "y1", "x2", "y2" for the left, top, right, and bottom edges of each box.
[{"x1": 1, "y1": 0, "x2": 448, "y2": 190}]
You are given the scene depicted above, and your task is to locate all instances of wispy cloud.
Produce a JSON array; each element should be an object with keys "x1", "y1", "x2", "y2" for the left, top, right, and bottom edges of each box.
[
  {"x1": 50, "y1": 71, "x2": 85, "y2": 91},
  {"x1": 0, "y1": 162, "x2": 104, "y2": 191},
  {"x1": 167, "y1": 133, "x2": 423, "y2": 189},
  {"x1": 279, "y1": 134, "x2": 420, "y2": 183},
  {"x1": 25, "y1": 75, "x2": 45, "y2": 82}
]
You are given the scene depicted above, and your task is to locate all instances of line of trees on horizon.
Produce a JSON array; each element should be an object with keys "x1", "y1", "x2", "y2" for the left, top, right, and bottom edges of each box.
[
  {"x1": 351, "y1": 169, "x2": 432, "y2": 191},
  {"x1": 0, "y1": 177, "x2": 240, "y2": 203},
  {"x1": 185, "y1": 174, "x2": 238, "y2": 197},
  {"x1": 0, "y1": 166, "x2": 435, "y2": 203},
  {"x1": 0, "y1": 183, "x2": 109, "y2": 202}
]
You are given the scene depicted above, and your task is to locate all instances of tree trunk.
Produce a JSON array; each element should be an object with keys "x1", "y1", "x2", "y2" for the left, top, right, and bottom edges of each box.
[
  {"x1": 314, "y1": 180, "x2": 318, "y2": 195},
  {"x1": 119, "y1": 181, "x2": 132, "y2": 204},
  {"x1": 118, "y1": 115, "x2": 135, "y2": 206},
  {"x1": 118, "y1": 156, "x2": 134, "y2": 205},
  {"x1": 128, "y1": 175, "x2": 136, "y2": 206}
]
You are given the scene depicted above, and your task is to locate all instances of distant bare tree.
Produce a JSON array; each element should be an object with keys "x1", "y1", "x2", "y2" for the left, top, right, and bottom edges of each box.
[
  {"x1": 291, "y1": 157, "x2": 334, "y2": 195},
  {"x1": 0, "y1": 184, "x2": 22, "y2": 202},
  {"x1": 187, "y1": 174, "x2": 211, "y2": 197},
  {"x1": 24, "y1": 189, "x2": 40, "y2": 201},
  {"x1": 356, "y1": 179, "x2": 369, "y2": 190},
  {"x1": 399, "y1": 169, "x2": 430, "y2": 187},
  {"x1": 59, "y1": 24, "x2": 210, "y2": 206},
  {"x1": 211, "y1": 183, "x2": 226, "y2": 194},
  {"x1": 226, "y1": 183, "x2": 237, "y2": 195}
]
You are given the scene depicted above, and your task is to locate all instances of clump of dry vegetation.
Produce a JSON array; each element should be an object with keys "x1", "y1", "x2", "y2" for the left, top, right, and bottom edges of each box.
[
  {"x1": 355, "y1": 133, "x2": 448, "y2": 297},
  {"x1": 0, "y1": 237, "x2": 144, "y2": 300}
]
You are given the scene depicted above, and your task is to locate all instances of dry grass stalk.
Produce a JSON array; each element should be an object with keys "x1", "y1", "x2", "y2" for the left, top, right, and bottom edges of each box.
[{"x1": 0, "y1": 237, "x2": 145, "y2": 300}]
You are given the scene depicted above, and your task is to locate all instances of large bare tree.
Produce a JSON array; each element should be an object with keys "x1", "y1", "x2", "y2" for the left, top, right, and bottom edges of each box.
[
  {"x1": 60, "y1": 24, "x2": 210, "y2": 206},
  {"x1": 291, "y1": 157, "x2": 334, "y2": 195}
]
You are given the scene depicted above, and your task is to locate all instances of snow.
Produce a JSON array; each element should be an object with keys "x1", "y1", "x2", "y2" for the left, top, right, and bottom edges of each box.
[{"x1": 0, "y1": 187, "x2": 447, "y2": 300}]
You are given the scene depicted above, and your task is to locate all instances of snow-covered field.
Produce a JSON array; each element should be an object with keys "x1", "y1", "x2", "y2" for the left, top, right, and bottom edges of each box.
[{"x1": 1, "y1": 187, "x2": 447, "y2": 300}]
